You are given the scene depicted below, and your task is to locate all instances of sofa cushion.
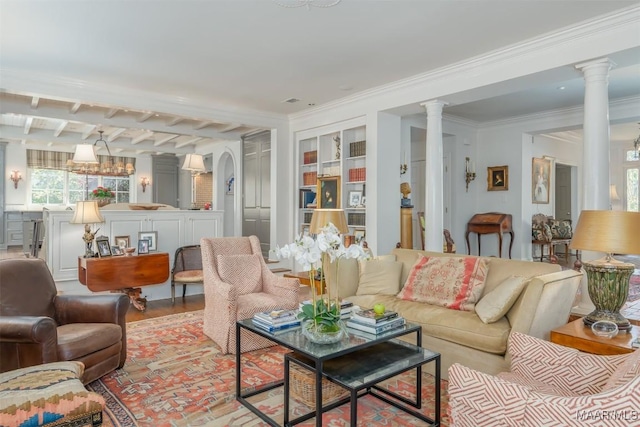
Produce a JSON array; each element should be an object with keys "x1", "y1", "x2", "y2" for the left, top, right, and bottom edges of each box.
[
  {"x1": 397, "y1": 255, "x2": 489, "y2": 311},
  {"x1": 532, "y1": 223, "x2": 552, "y2": 242},
  {"x1": 217, "y1": 253, "x2": 262, "y2": 295},
  {"x1": 57, "y1": 323, "x2": 122, "y2": 361},
  {"x1": 475, "y1": 276, "x2": 528, "y2": 324},
  {"x1": 356, "y1": 259, "x2": 403, "y2": 296},
  {"x1": 602, "y1": 348, "x2": 640, "y2": 391},
  {"x1": 549, "y1": 219, "x2": 573, "y2": 239}
]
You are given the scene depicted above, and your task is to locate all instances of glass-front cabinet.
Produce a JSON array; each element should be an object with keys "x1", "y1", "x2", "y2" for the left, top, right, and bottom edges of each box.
[{"x1": 296, "y1": 118, "x2": 367, "y2": 244}]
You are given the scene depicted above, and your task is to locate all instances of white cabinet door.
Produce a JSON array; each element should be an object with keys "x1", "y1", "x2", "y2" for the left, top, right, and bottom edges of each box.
[{"x1": 185, "y1": 212, "x2": 224, "y2": 245}]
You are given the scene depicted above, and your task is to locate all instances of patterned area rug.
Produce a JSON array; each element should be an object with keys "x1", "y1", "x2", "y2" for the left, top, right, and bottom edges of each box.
[
  {"x1": 627, "y1": 271, "x2": 640, "y2": 303},
  {"x1": 87, "y1": 310, "x2": 449, "y2": 426}
]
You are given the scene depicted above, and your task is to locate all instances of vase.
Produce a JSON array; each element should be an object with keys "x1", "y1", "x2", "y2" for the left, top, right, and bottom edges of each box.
[
  {"x1": 301, "y1": 320, "x2": 347, "y2": 344},
  {"x1": 95, "y1": 198, "x2": 112, "y2": 207}
]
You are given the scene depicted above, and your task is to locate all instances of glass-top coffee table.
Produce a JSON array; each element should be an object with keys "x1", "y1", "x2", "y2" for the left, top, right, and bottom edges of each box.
[{"x1": 236, "y1": 319, "x2": 440, "y2": 427}]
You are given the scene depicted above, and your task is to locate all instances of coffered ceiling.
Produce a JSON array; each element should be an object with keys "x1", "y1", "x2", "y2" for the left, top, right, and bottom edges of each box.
[{"x1": 1, "y1": 0, "x2": 638, "y2": 156}]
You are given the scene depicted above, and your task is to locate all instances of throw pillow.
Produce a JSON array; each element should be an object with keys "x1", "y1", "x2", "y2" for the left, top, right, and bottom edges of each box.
[
  {"x1": 216, "y1": 253, "x2": 262, "y2": 295},
  {"x1": 602, "y1": 348, "x2": 640, "y2": 391},
  {"x1": 532, "y1": 223, "x2": 553, "y2": 242},
  {"x1": 356, "y1": 259, "x2": 403, "y2": 295},
  {"x1": 549, "y1": 219, "x2": 573, "y2": 239},
  {"x1": 475, "y1": 276, "x2": 528, "y2": 323},
  {"x1": 397, "y1": 255, "x2": 489, "y2": 311}
]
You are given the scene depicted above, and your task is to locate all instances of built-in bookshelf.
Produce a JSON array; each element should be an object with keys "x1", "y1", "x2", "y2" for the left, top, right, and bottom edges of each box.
[{"x1": 296, "y1": 120, "x2": 367, "y2": 239}]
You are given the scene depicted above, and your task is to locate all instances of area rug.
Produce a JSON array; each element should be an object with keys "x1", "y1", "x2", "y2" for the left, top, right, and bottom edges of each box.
[
  {"x1": 87, "y1": 311, "x2": 449, "y2": 426},
  {"x1": 627, "y1": 270, "x2": 640, "y2": 303}
]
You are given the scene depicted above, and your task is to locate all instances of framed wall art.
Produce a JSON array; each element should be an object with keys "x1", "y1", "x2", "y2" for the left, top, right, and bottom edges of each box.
[
  {"x1": 487, "y1": 165, "x2": 508, "y2": 191},
  {"x1": 138, "y1": 231, "x2": 158, "y2": 251},
  {"x1": 532, "y1": 157, "x2": 551, "y2": 204},
  {"x1": 317, "y1": 176, "x2": 340, "y2": 209}
]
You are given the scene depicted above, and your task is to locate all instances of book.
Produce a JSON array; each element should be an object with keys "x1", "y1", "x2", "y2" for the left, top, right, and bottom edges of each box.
[
  {"x1": 253, "y1": 310, "x2": 299, "y2": 325},
  {"x1": 346, "y1": 317, "x2": 405, "y2": 334},
  {"x1": 352, "y1": 309, "x2": 399, "y2": 325},
  {"x1": 252, "y1": 317, "x2": 301, "y2": 332}
]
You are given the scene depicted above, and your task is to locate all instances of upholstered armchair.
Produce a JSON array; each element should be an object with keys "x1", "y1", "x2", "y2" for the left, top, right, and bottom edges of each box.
[
  {"x1": 448, "y1": 331, "x2": 640, "y2": 426},
  {"x1": 0, "y1": 258, "x2": 129, "y2": 384},
  {"x1": 200, "y1": 236, "x2": 300, "y2": 354}
]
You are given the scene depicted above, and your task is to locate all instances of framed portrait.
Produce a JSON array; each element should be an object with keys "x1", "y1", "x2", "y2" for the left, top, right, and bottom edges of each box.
[
  {"x1": 115, "y1": 235, "x2": 130, "y2": 249},
  {"x1": 138, "y1": 231, "x2": 158, "y2": 251},
  {"x1": 317, "y1": 176, "x2": 341, "y2": 209},
  {"x1": 138, "y1": 239, "x2": 150, "y2": 254},
  {"x1": 487, "y1": 165, "x2": 509, "y2": 191},
  {"x1": 354, "y1": 229, "x2": 366, "y2": 244},
  {"x1": 532, "y1": 157, "x2": 551, "y2": 204},
  {"x1": 96, "y1": 236, "x2": 112, "y2": 258},
  {"x1": 111, "y1": 246, "x2": 123, "y2": 256},
  {"x1": 348, "y1": 191, "x2": 362, "y2": 207}
]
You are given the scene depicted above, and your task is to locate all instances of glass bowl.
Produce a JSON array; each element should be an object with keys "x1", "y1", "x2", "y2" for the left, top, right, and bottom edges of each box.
[{"x1": 591, "y1": 320, "x2": 618, "y2": 339}]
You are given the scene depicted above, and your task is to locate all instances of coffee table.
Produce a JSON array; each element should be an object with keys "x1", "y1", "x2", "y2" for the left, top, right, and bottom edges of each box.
[{"x1": 236, "y1": 319, "x2": 441, "y2": 427}]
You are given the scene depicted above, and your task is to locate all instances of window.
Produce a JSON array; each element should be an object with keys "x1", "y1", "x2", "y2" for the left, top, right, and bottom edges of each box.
[
  {"x1": 623, "y1": 150, "x2": 639, "y2": 212},
  {"x1": 29, "y1": 169, "x2": 131, "y2": 205}
]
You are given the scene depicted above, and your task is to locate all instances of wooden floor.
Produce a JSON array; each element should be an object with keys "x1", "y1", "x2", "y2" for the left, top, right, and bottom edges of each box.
[{"x1": 126, "y1": 294, "x2": 204, "y2": 322}]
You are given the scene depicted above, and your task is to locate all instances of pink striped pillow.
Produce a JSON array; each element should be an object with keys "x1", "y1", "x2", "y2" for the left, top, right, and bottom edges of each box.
[{"x1": 397, "y1": 255, "x2": 489, "y2": 311}]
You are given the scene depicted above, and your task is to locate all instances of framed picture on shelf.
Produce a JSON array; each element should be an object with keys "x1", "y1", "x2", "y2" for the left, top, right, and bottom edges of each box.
[
  {"x1": 354, "y1": 229, "x2": 366, "y2": 244},
  {"x1": 532, "y1": 157, "x2": 551, "y2": 204},
  {"x1": 348, "y1": 191, "x2": 362, "y2": 207},
  {"x1": 111, "y1": 246, "x2": 123, "y2": 256},
  {"x1": 138, "y1": 231, "x2": 158, "y2": 251},
  {"x1": 96, "y1": 236, "x2": 112, "y2": 258},
  {"x1": 317, "y1": 176, "x2": 340, "y2": 209},
  {"x1": 487, "y1": 165, "x2": 509, "y2": 191},
  {"x1": 115, "y1": 235, "x2": 130, "y2": 249},
  {"x1": 300, "y1": 189, "x2": 317, "y2": 208},
  {"x1": 300, "y1": 224, "x2": 310, "y2": 237},
  {"x1": 360, "y1": 196, "x2": 366, "y2": 207},
  {"x1": 138, "y1": 239, "x2": 150, "y2": 254}
]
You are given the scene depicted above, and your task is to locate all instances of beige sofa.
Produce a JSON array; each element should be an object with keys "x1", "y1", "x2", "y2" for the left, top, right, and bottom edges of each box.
[{"x1": 335, "y1": 248, "x2": 582, "y2": 379}]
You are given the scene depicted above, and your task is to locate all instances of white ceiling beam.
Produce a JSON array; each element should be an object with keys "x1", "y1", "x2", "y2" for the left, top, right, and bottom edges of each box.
[
  {"x1": 54, "y1": 121, "x2": 68, "y2": 137},
  {"x1": 31, "y1": 97, "x2": 40, "y2": 109},
  {"x1": 219, "y1": 123, "x2": 243, "y2": 133},
  {"x1": 105, "y1": 108, "x2": 119, "y2": 119},
  {"x1": 70, "y1": 102, "x2": 82, "y2": 114},
  {"x1": 47, "y1": 141, "x2": 53, "y2": 147},
  {"x1": 174, "y1": 137, "x2": 202, "y2": 148},
  {"x1": 138, "y1": 112, "x2": 154, "y2": 122},
  {"x1": 24, "y1": 117, "x2": 33, "y2": 134},
  {"x1": 154, "y1": 134, "x2": 178, "y2": 146},
  {"x1": 194, "y1": 121, "x2": 211, "y2": 130},
  {"x1": 131, "y1": 131, "x2": 154, "y2": 145},
  {"x1": 82, "y1": 125, "x2": 97, "y2": 140},
  {"x1": 166, "y1": 117, "x2": 183, "y2": 126},
  {"x1": 108, "y1": 128, "x2": 127, "y2": 142}
]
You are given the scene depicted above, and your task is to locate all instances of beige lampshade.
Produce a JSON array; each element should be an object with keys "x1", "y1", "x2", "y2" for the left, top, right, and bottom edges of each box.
[
  {"x1": 70, "y1": 201, "x2": 105, "y2": 225},
  {"x1": 610, "y1": 184, "x2": 620, "y2": 201},
  {"x1": 182, "y1": 153, "x2": 206, "y2": 172},
  {"x1": 72, "y1": 144, "x2": 98, "y2": 164},
  {"x1": 570, "y1": 210, "x2": 640, "y2": 255},
  {"x1": 309, "y1": 209, "x2": 349, "y2": 234}
]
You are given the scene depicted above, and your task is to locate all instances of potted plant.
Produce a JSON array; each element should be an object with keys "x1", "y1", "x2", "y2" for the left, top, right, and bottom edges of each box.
[{"x1": 91, "y1": 186, "x2": 115, "y2": 207}]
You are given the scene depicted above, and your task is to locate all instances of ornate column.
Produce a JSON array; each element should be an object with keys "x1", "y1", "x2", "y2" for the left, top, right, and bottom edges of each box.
[
  {"x1": 420, "y1": 100, "x2": 447, "y2": 252},
  {"x1": 573, "y1": 57, "x2": 613, "y2": 315}
]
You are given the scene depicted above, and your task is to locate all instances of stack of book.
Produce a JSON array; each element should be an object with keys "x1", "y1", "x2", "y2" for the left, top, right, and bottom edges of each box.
[
  {"x1": 346, "y1": 308, "x2": 405, "y2": 335},
  {"x1": 252, "y1": 309, "x2": 301, "y2": 335},
  {"x1": 299, "y1": 300, "x2": 355, "y2": 320}
]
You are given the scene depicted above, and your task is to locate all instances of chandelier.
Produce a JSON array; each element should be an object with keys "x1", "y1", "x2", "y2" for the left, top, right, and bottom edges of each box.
[{"x1": 68, "y1": 130, "x2": 135, "y2": 176}]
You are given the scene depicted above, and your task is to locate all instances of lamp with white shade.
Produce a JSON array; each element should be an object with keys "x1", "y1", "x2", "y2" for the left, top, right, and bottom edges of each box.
[
  {"x1": 70, "y1": 200, "x2": 105, "y2": 258},
  {"x1": 182, "y1": 154, "x2": 207, "y2": 209}
]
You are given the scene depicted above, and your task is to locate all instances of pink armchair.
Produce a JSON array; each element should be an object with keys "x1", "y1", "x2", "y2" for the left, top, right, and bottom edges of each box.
[
  {"x1": 448, "y1": 331, "x2": 640, "y2": 426},
  {"x1": 200, "y1": 236, "x2": 300, "y2": 354}
]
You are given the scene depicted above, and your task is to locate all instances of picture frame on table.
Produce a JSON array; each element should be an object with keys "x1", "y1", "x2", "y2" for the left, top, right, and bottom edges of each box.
[
  {"x1": 487, "y1": 165, "x2": 509, "y2": 191},
  {"x1": 348, "y1": 191, "x2": 362, "y2": 207},
  {"x1": 138, "y1": 239, "x2": 150, "y2": 254},
  {"x1": 111, "y1": 246, "x2": 123, "y2": 256},
  {"x1": 138, "y1": 231, "x2": 157, "y2": 251},
  {"x1": 317, "y1": 175, "x2": 340, "y2": 209},
  {"x1": 96, "y1": 236, "x2": 112, "y2": 258},
  {"x1": 354, "y1": 229, "x2": 366, "y2": 244},
  {"x1": 115, "y1": 235, "x2": 130, "y2": 249}
]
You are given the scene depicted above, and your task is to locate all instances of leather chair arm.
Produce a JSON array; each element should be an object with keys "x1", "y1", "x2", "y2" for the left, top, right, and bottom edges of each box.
[
  {"x1": 0, "y1": 316, "x2": 57, "y2": 343},
  {"x1": 54, "y1": 294, "x2": 129, "y2": 325}
]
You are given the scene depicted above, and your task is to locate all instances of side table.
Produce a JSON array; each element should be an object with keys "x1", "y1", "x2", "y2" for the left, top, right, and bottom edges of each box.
[
  {"x1": 284, "y1": 271, "x2": 324, "y2": 295},
  {"x1": 550, "y1": 318, "x2": 639, "y2": 355}
]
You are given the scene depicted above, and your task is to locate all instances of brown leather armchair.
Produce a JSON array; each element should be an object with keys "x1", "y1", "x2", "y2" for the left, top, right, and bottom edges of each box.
[{"x1": 0, "y1": 258, "x2": 129, "y2": 384}]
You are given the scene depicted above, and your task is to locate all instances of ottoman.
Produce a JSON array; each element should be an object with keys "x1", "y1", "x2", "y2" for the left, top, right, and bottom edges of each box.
[{"x1": 0, "y1": 362, "x2": 105, "y2": 427}]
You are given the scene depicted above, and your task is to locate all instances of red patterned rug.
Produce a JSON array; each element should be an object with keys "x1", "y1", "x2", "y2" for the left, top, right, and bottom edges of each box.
[
  {"x1": 627, "y1": 271, "x2": 640, "y2": 303},
  {"x1": 87, "y1": 310, "x2": 449, "y2": 426}
]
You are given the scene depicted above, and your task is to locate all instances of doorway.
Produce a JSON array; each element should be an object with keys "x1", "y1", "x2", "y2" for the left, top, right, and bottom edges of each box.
[{"x1": 242, "y1": 131, "x2": 271, "y2": 256}]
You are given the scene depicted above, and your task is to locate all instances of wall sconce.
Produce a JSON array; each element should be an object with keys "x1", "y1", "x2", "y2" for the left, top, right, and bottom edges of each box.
[
  {"x1": 140, "y1": 177, "x2": 150, "y2": 193},
  {"x1": 9, "y1": 170, "x2": 22, "y2": 189},
  {"x1": 464, "y1": 157, "x2": 476, "y2": 192},
  {"x1": 400, "y1": 151, "x2": 408, "y2": 175}
]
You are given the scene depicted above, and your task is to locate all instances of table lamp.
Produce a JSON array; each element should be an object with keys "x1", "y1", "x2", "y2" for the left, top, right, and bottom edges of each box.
[
  {"x1": 309, "y1": 209, "x2": 348, "y2": 235},
  {"x1": 570, "y1": 210, "x2": 640, "y2": 331},
  {"x1": 70, "y1": 200, "x2": 105, "y2": 258},
  {"x1": 182, "y1": 153, "x2": 206, "y2": 209}
]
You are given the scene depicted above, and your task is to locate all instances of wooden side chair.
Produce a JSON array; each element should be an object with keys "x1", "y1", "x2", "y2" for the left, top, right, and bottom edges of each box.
[
  {"x1": 171, "y1": 245, "x2": 204, "y2": 303},
  {"x1": 418, "y1": 211, "x2": 456, "y2": 253}
]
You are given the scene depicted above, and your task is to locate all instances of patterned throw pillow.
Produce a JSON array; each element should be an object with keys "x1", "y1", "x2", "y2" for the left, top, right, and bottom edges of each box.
[
  {"x1": 532, "y1": 223, "x2": 553, "y2": 242},
  {"x1": 216, "y1": 253, "x2": 263, "y2": 295},
  {"x1": 549, "y1": 219, "x2": 573, "y2": 239},
  {"x1": 397, "y1": 255, "x2": 489, "y2": 311}
]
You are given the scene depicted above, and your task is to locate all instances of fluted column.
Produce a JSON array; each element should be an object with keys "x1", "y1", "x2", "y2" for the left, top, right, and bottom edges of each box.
[
  {"x1": 420, "y1": 100, "x2": 447, "y2": 252},
  {"x1": 573, "y1": 57, "x2": 613, "y2": 315}
]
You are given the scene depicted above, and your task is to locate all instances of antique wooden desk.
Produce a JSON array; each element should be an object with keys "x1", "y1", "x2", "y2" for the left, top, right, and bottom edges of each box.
[
  {"x1": 465, "y1": 212, "x2": 514, "y2": 259},
  {"x1": 78, "y1": 252, "x2": 170, "y2": 311}
]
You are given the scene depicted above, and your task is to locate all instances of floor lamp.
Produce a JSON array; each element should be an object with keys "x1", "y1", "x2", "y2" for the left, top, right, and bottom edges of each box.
[
  {"x1": 570, "y1": 210, "x2": 640, "y2": 331},
  {"x1": 182, "y1": 154, "x2": 206, "y2": 209}
]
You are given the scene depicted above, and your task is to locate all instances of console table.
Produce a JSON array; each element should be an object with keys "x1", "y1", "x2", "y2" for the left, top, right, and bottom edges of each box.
[
  {"x1": 78, "y1": 252, "x2": 170, "y2": 311},
  {"x1": 465, "y1": 212, "x2": 514, "y2": 259}
]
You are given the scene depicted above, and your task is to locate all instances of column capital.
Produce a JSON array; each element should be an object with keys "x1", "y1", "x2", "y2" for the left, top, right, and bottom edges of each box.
[
  {"x1": 420, "y1": 100, "x2": 448, "y2": 115},
  {"x1": 575, "y1": 57, "x2": 616, "y2": 73}
]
